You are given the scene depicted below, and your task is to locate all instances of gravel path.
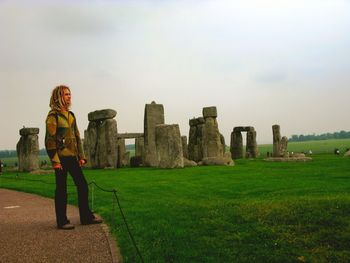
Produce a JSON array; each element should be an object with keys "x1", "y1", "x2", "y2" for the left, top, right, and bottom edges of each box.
[{"x1": 0, "y1": 188, "x2": 122, "y2": 263}]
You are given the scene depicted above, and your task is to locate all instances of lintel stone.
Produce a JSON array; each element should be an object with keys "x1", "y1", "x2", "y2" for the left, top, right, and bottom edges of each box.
[
  {"x1": 203, "y1": 106, "x2": 217, "y2": 118},
  {"x1": 233, "y1": 126, "x2": 255, "y2": 132},
  {"x1": 88, "y1": 109, "x2": 117, "y2": 122},
  {"x1": 19, "y1": 128, "x2": 39, "y2": 136}
]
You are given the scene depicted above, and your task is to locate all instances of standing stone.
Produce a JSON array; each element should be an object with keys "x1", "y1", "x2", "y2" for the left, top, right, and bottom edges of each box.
[
  {"x1": 84, "y1": 109, "x2": 118, "y2": 168},
  {"x1": 17, "y1": 128, "x2": 39, "y2": 172},
  {"x1": 135, "y1": 136, "x2": 144, "y2": 162},
  {"x1": 230, "y1": 131, "x2": 243, "y2": 159},
  {"x1": 188, "y1": 118, "x2": 198, "y2": 161},
  {"x1": 188, "y1": 117, "x2": 205, "y2": 162},
  {"x1": 202, "y1": 107, "x2": 223, "y2": 158},
  {"x1": 143, "y1": 102, "x2": 165, "y2": 167},
  {"x1": 181, "y1": 136, "x2": 188, "y2": 159},
  {"x1": 195, "y1": 117, "x2": 205, "y2": 161},
  {"x1": 272, "y1": 125, "x2": 288, "y2": 157},
  {"x1": 246, "y1": 130, "x2": 258, "y2": 158},
  {"x1": 230, "y1": 126, "x2": 258, "y2": 159},
  {"x1": 280, "y1": 136, "x2": 288, "y2": 157},
  {"x1": 220, "y1": 133, "x2": 226, "y2": 153},
  {"x1": 117, "y1": 138, "x2": 130, "y2": 167},
  {"x1": 155, "y1": 124, "x2": 183, "y2": 168},
  {"x1": 272, "y1": 125, "x2": 281, "y2": 157}
]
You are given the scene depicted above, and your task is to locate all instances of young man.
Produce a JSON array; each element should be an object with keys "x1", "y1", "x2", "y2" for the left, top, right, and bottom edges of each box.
[{"x1": 45, "y1": 85, "x2": 102, "y2": 230}]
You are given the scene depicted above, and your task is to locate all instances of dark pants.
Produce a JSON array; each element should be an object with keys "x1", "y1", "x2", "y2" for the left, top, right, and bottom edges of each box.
[{"x1": 54, "y1": 157, "x2": 94, "y2": 226}]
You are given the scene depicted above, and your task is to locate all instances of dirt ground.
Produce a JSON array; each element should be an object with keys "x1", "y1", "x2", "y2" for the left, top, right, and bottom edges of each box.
[{"x1": 0, "y1": 188, "x2": 122, "y2": 263}]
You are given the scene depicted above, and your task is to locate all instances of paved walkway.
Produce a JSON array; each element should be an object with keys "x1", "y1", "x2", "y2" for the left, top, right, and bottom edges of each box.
[{"x1": 0, "y1": 188, "x2": 122, "y2": 263}]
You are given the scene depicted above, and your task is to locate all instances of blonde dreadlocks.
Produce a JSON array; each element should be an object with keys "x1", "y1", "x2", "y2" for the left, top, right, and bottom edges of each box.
[{"x1": 49, "y1": 85, "x2": 71, "y2": 111}]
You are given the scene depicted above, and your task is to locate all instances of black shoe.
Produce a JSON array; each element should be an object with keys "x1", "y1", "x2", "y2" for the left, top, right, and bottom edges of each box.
[
  {"x1": 81, "y1": 217, "x2": 103, "y2": 225},
  {"x1": 57, "y1": 223, "x2": 75, "y2": 230}
]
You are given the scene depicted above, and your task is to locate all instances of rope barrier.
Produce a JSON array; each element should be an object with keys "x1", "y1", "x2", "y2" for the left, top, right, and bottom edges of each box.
[
  {"x1": 0, "y1": 174, "x2": 144, "y2": 263},
  {"x1": 88, "y1": 180, "x2": 144, "y2": 263}
]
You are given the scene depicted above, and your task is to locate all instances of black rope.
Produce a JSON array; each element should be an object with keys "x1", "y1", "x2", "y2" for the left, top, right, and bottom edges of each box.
[
  {"x1": 88, "y1": 181, "x2": 144, "y2": 263},
  {"x1": 0, "y1": 175, "x2": 144, "y2": 263},
  {"x1": 113, "y1": 189, "x2": 145, "y2": 263}
]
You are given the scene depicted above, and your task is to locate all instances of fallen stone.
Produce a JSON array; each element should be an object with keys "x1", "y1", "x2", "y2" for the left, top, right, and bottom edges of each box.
[{"x1": 183, "y1": 158, "x2": 197, "y2": 167}]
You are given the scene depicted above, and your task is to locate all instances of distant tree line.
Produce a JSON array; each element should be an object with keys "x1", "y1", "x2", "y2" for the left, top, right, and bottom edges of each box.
[
  {"x1": 0, "y1": 149, "x2": 47, "y2": 158},
  {"x1": 289, "y1": 130, "x2": 350, "y2": 142}
]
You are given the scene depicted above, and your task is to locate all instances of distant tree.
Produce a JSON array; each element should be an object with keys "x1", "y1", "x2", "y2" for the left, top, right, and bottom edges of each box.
[{"x1": 289, "y1": 130, "x2": 350, "y2": 142}]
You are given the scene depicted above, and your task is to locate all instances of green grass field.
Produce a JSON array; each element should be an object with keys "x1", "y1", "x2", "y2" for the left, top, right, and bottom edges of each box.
[{"x1": 1, "y1": 139, "x2": 350, "y2": 262}]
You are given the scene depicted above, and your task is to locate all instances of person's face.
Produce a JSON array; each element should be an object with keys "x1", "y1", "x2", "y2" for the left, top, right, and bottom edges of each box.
[{"x1": 63, "y1": 88, "x2": 71, "y2": 108}]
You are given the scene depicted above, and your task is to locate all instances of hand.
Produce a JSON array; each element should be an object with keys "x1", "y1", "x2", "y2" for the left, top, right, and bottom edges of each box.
[
  {"x1": 53, "y1": 163, "x2": 62, "y2": 170},
  {"x1": 79, "y1": 159, "x2": 86, "y2": 167}
]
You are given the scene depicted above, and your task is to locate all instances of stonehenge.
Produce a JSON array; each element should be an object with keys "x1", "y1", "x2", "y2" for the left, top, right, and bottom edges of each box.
[
  {"x1": 117, "y1": 133, "x2": 143, "y2": 167},
  {"x1": 188, "y1": 106, "x2": 232, "y2": 165},
  {"x1": 156, "y1": 124, "x2": 184, "y2": 168},
  {"x1": 84, "y1": 109, "x2": 118, "y2": 168},
  {"x1": 230, "y1": 126, "x2": 258, "y2": 159},
  {"x1": 15, "y1": 101, "x2": 318, "y2": 171},
  {"x1": 181, "y1": 136, "x2": 188, "y2": 159},
  {"x1": 266, "y1": 125, "x2": 312, "y2": 162},
  {"x1": 143, "y1": 102, "x2": 165, "y2": 167},
  {"x1": 16, "y1": 128, "x2": 40, "y2": 172},
  {"x1": 272, "y1": 124, "x2": 288, "y2": 157}
]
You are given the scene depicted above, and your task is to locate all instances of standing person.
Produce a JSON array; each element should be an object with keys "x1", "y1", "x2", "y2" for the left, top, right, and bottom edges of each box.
[{"x1": 45, "y1": 85, "x2": 102, "y2": 230}]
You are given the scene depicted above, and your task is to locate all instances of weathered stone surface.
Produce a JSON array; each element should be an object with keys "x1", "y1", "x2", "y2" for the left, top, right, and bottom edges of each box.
[
  {"x1": 272, "y1": 125, "x2": 288, "y2": 157},
  {"x1": 230, "y1": 131, "x2": 243, "y2": 159},
  {"x1": 188, "y1": 119, "x2": 198, "y2": 161},
  {"x1": 84, "y1": 116, "x2": 118, "y2": 168},
  {"x1": 230, "y1": 126, "x2": 258, "y2": 159},
  {"x1": 246, "y1": 130, "x2": 258, "y2": 158},
  {"x1": 88, "y1": 109, "x2": 117, "y2": 122},
  {"x1": 117, "y1": 139, "x2": 129, "y2": 167},
  {"x1": 117, "y1": 133, "x2": 143, "y2": 139},
  {"x1": 143, "y1": 102, "x2": 165, "y2": 167},
  {"x1": 272, "y1": 125, "x2": 281, "y2": 157},
  {"x1": 233, "y1": 126, "x2": 255, "y2": 132},
  {"x1": 188, "y1": 117, "x2": 205, "y2": 162},
  {"x1": 220, "y1": 133, "x2": 226, "y2": 153},
  {"x1": 290, "y1": 152, "x2": 305, "y2": 158},
  {"x1": 155, "y1": 124, "x2": 184, "y2": 168},
  {"x1": 189, "y1": 118, "x2": 198, "y2": 126},
  {"x1": 181, "y1": 136, "x2": 188, "y2": 159},
  {"x1": 17, "y1": 128, "x2": 40, "y2": 172},
  {"x1": 19, "y1": 128, "x2": 39, "y2": 136},
  {"x1": 202, "y1": 116, "x2": 223, "y2": 158},
  {"x1": 202, "y1": 106, "x2": 217, "y2": 118},
  {"x1": 280, "y1": 136, "x2": 288, "y2": 157},
  {"x1": 223, "y1": 152, "x2": 234, "y2": 165},
  {"x1": 135, "y1": 137, "x2": 144, "y2": 160},
  {"x1": 201, "y1": 154, "x2": 234, "y2": 166},
  {"x1": 183, "y1": 158, "x2": 197, "y2": 167},
  {"x1": 188, "y1": 107, "x2": 224, "y2": 162}
]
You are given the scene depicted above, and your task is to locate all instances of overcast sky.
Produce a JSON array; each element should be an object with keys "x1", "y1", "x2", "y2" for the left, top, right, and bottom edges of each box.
[{"x1": 1, "y1": 0, "x2": 350, "y2": 150}]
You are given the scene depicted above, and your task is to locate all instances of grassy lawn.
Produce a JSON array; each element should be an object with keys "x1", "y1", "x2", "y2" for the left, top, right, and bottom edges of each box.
[{"x1": 1, "y1": 153, "x2": 350, "y2": 262}]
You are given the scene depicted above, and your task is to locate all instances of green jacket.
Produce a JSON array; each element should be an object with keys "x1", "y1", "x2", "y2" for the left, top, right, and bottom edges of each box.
[{"x1": 45, "y1": 110, "x2": 86, "y2": 165}]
